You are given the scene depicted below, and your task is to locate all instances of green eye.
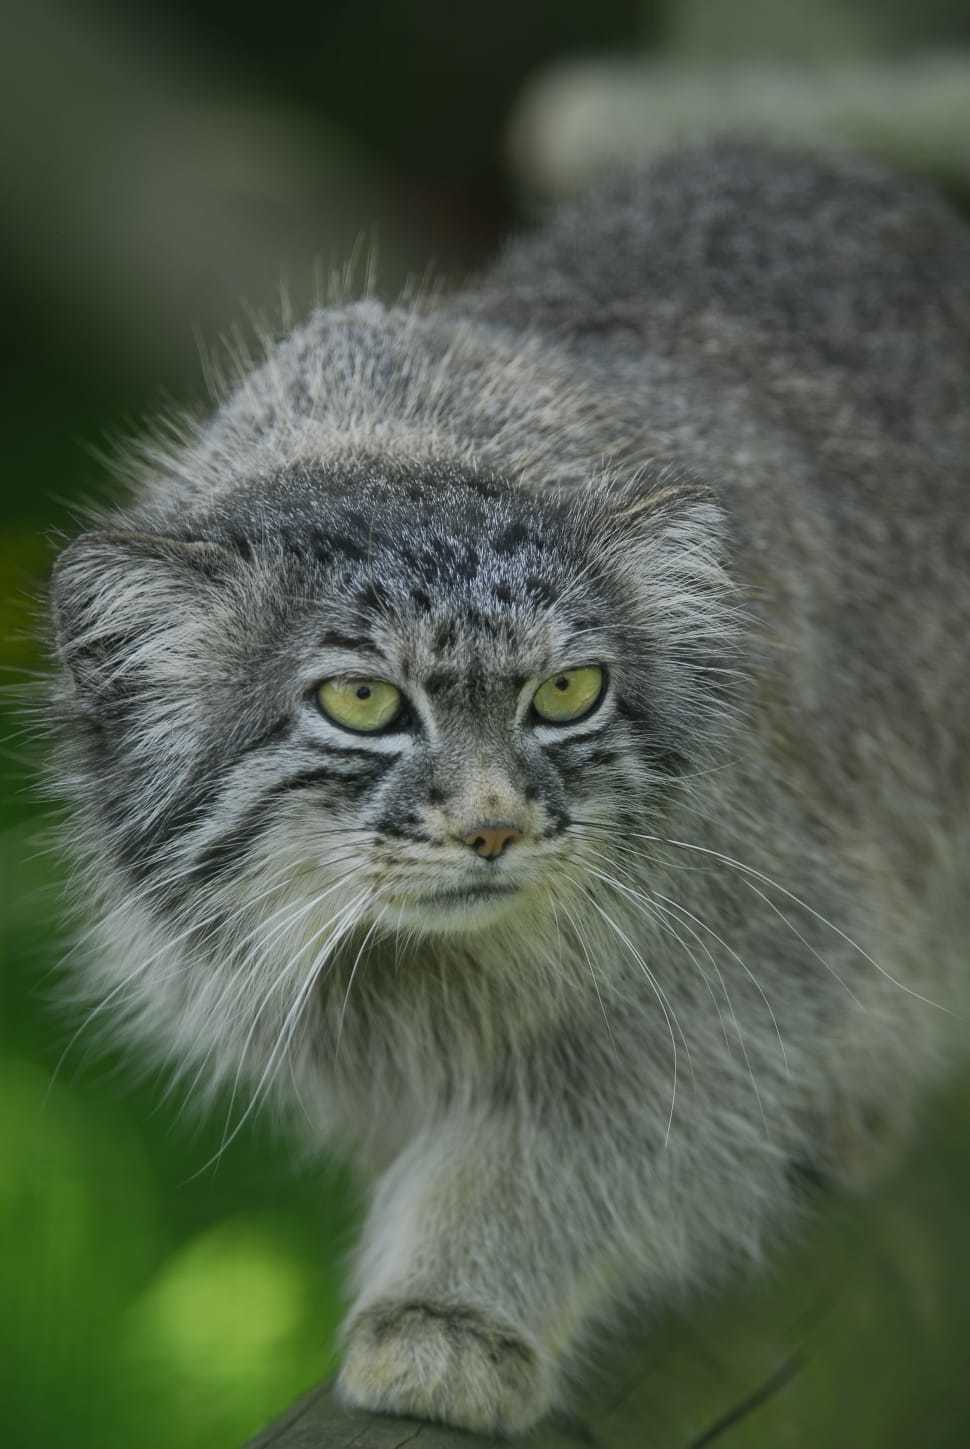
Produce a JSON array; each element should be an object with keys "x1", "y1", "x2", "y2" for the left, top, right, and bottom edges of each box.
[
  {"x1": 317, "y1": 677, "x2": 403, "y2": 733},
  {"x1": 532, "y1": 666, "x2": 605, "y2": 724}
]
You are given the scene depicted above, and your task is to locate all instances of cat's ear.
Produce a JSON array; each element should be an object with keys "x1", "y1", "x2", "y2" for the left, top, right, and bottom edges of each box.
[
  {"x1": 598, "y1": 474, "x2": 743, "y2": 737},
  {"x1": 50, "y1": 531, "x2": 236, "y2": 706},
  {"x1": 599, "y1": 472, "x2": 738, "y2": 650},
  {"x1": 607, "y1": 474, "x2": 724, "y2": 547},
  {"x1": 599, "y1": 473, "x2": 728, "y2": 582}
]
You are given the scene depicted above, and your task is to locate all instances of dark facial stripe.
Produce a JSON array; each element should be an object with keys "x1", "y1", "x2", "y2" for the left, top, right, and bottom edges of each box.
[
  {"x1": 324, "y1": 744, "x2": 399, "y2": 764},
  {"x1": 271, "y1": 760, "x2": 394, "y2": 798},
  {"x1": 542, "y1": 731, "x2": 615, "y2": 789},
  {"x1": 372, "y1": 810, "x2": 431, "y2": 841},
  {"x1": 241, "y1": 716, "x2": 295, "y2": 754},
  {"x1": 542, "y1": 722, "x2": 611, "y2": 760},
  {"x1": 587, "y1": 748, "x2": 618, "y2": 767},
  {"x1": 106, "y1": 716, "x2": 297, "y2": 881},
  {"x1": 540, "y1": 810, "x2": 570, "y2": 838},
  {"x1": 607, "y1": 694, "x2": 692, "y2": 770},
  {"x1": 177, "y1": 756, "x2": 395, "y2": 899}
]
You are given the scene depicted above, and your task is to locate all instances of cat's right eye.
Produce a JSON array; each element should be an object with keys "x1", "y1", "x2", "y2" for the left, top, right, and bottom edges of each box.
[{"x1": 317, "y1": 677, "x2": 403, "y2": 734}]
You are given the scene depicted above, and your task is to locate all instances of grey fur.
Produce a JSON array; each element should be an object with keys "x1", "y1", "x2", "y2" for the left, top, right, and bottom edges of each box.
[{"x1": 47, "y1": 142, "x2": 970, "y2": 1435}]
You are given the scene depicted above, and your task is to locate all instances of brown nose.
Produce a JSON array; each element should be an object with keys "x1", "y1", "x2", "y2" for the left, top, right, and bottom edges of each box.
[{"x1": 462, "y1": 822, "x2": 522, "y2": 860}]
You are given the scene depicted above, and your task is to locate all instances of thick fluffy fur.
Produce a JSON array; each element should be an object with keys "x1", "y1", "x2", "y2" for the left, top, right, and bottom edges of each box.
[{"x1": 48, "y1": 143, "x2": 970, "y2": 1434}]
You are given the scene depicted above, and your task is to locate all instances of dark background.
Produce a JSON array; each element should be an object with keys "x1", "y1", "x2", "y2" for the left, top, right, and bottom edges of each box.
[{"x1": 2, "y1": 3, "x2": 970, "y2": 1446}]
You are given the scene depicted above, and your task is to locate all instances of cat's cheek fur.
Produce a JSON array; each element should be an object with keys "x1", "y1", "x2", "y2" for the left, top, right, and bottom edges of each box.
[{"x1": 337, "y1": 1301, "x2": 553, "y2": 1435}]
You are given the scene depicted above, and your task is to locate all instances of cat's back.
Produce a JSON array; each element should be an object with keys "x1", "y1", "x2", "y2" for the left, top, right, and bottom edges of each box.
[{"x1": 476, "y1": 141, "x2": 970, "y2": 445}]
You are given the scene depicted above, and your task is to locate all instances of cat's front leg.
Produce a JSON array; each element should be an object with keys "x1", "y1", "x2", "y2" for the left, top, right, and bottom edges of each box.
[{"x1": 335, "y1": 1114, "x2": 611, "y2": 1435}]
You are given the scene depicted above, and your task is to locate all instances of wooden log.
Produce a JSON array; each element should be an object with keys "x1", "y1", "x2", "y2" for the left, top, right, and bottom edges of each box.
[
  {"x1": 241, "y1": 1382, "x2": 582, "y2": 1447},
  {"x1": 241, "y1": 1336, "x2": 805, "y2": 1449},
  {"x1": 241, "y1": 1286, "x2": 810, "y2": 1449}
]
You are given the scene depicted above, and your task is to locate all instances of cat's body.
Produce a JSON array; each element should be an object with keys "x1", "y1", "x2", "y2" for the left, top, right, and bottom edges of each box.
[{"x1": 49, "y1": 143, "x2": 970, "y2": 1434}]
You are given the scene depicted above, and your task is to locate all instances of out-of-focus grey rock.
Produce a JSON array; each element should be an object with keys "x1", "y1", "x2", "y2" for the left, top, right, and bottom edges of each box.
[{"x1": 510, "y1": 52, "x2": 970, "y2": 200}]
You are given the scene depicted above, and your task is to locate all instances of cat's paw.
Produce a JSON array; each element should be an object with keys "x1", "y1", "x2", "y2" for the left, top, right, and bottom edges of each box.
[{"x1": 336, "y1": 1299, "x2": 553, "y2": 1436}]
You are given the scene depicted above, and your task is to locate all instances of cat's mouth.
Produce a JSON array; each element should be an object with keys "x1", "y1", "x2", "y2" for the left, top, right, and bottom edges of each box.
[
  {"x1": 416, "y1": 882, "x2": 519, "y2": 907},
  {"x1": 385, "y1": 880, "x2": 522, "y2": 932}
]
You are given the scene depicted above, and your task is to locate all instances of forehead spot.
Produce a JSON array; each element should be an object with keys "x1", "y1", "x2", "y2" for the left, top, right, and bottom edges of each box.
[
  {"x1": 494, "y1": 521, "x2": 530, "y2": 554},
  {"x1": 525, "y1": 575, "x2": 557, "y2": 604},
  {"x1": 354, "y1": 580, "x2": 390, "y2": 612},
  {"x1": 331, "y1": 535, "x2": 368, "y2": 563},
  {"x1": 455, "y1": 546, "x2": 480, "y2": 582},
  {"x1": 463, "y1": 475, "x2": 506, "y2": 500}
]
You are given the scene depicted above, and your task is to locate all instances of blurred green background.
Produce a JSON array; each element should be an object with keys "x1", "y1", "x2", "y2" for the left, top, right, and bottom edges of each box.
[{"x1": 2, "y1": 3, "x2": 970, "y2": 1446}]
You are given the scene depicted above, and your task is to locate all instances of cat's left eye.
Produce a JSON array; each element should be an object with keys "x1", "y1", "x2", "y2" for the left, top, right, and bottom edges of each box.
[
  {"x1": 532, "y1": 666, "x2": 605, "y2": 724},
  {"x1": 317, "y1": 677, "x2": 403, "y2": 733}
]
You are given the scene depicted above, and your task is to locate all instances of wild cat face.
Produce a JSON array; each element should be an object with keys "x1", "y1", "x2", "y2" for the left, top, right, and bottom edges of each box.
[
  {"x1": 51, "y1": 460, "x2": 737, "y2": 1037},
  {"x1": 287, "y1": 587, "x2": 616, "y2": 938}
]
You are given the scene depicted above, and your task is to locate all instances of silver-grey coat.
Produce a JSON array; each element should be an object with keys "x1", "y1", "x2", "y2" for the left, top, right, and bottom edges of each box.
[{"x1": 49, "y1": 142, "x2": 970, "y2": 1434}]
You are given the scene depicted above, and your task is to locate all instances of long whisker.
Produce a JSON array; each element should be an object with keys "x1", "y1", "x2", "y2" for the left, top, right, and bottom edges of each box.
[
  {"x1": 571, "y1": 840, "x2": 769, "y2": 1128},
  {"x1": 565, "y1": 875, "x2": 681, "y2": 1146},
  {"x1": 737, "y1": 876, "x2": 864, "y2": 1010},
  {"x1": 642, "y1": 891, "x2": 767, "y2": 1131},
  {"x1": 583, "y1": 826, "x2": 862, "y2": 1012},
  {"x1": 648, "y1": 831, "x2": 951, "y2": 1015},
  {"x1": 551, "y1": 882, "x2": 619, "y2": 1056},
  {"x1": 564, "y1": 861, "x2": 696, "y2": 1090},
  {"x1": 202, "y1": 855, "x2": 368, "y2": 1014},
  {"x1": 651, "y1": 889, "x2": 789, "y2": 1078},
  {"x1": 567, "y1": 820, "x2": 713, "y2": 876},
  {"x1": 45, "y1": 864, "x2": 307, "y2": 1097},
  {"x1": 201, "y1": 887, "x2": 370, "y2": 1173},
  {"x1": 273, "y1": 894, "x2": 386, "y2": 1102},
  {"x1": 165, "y1": 864, "x2": 368, "y2": 1115},
  {"x1": 577, "y1": 841, "x2": 730, "y2": 1049},
  {"x1": 214, "y1": 893, "x2": 371, "y2": 1174},
  {"x1": 335, "y1": 902, "x2": 390, "y2": 1060},
  {"x1": 574, "y1": 815, "x2": 943, "y2": 1013}
]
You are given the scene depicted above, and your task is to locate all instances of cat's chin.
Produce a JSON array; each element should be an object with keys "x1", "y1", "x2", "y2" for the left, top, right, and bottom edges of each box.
[{"x1": 384, "y1": 884, "x2": 524, "y2": 936}]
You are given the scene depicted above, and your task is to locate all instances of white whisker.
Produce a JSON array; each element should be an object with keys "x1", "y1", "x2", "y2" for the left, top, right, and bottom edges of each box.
[
  {"x1": 551, "y1": 882, "x2": 619, "y2": 1056},
  {"x1": 651, "y1": 889, "x2": 789, "y2": 1078},
  {"x1": 651, "y1": 832, "x2": 950, "y2": 1016},
  {"x1": 567, "y1": 876, "x2": 682, "y2": 1146},
  {"x1": 196, "y1": 887, "x2": 371, "y2": 1175},
  {"x1": 335, "y1": 903, "x2": 391, "y2": 1060}
]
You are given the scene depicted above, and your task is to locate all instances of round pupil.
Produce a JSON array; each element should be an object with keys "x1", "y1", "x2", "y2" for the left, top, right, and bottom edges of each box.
[
  {"x1": 355, "y1": 685, "x2": 372, "y2": 700},
  {"x1": 554, "y1": 676, "x2": 570, "y2": 692}
]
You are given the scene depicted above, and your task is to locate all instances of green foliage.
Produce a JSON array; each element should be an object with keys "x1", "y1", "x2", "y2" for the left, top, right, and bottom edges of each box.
[{"x1": 0, "y1": 798, "x2": 355, "y2": 1449}]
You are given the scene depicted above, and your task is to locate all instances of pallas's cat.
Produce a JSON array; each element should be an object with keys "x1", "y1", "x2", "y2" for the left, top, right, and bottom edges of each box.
[{"x1": 48, "y1": 144, "x2": 970, "y2": 1434}]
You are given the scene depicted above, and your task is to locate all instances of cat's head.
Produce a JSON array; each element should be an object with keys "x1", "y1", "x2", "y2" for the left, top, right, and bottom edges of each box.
[{"x1": 49, "y1": 459, "x2": 740, "y2": 1084}]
